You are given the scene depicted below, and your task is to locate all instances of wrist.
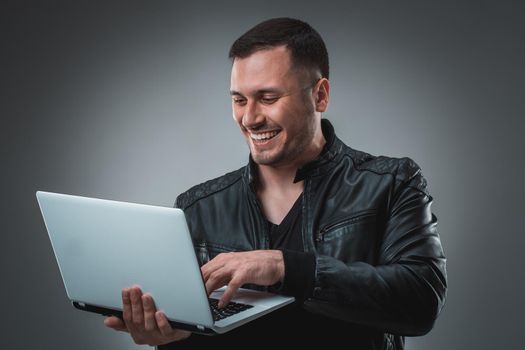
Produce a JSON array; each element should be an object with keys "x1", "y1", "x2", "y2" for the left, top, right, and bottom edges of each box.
[
  {"x1": 271, "y1": 249, "x2": 285, "y2": 282},
  {"x1": 277, "y1": 250, "x2": 285, "y2": 282}
]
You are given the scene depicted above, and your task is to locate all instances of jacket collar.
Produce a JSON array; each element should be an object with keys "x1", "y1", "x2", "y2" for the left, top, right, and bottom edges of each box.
[{"x1": 244, "y1": 119, "x2": 344, "y2": 186}]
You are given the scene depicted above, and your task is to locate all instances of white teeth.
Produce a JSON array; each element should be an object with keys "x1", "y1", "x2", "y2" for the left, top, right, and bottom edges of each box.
[{"x1": 250, "y1": 131, "x2": 279, "y2": 141}]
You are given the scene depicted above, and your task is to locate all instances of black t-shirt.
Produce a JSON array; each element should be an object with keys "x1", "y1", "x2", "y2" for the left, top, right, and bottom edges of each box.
[
  {"x1": 266, "y1": 194, "x2": 316, "y2": 300},
  {"x1": 267, "y1": 194, "x2": 304, "y2": 250}
]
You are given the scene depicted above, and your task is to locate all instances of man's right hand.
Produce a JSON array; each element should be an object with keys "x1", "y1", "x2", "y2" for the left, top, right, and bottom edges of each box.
[{"x1": 104, "y1": 286, "x2": 191, "y2": 346}]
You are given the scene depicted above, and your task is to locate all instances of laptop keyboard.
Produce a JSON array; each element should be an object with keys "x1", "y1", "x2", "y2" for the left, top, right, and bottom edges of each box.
[{"x1": 209, "y1": 298, "x2": 253, "y2": 321}]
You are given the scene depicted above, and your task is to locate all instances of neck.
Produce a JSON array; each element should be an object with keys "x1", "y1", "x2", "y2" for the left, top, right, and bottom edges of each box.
[
  {"x1": 257, "y1": 163, "x2": 301, "y2": 193},
  {"x1": 256, "y1": 126, "x2": 326, "y2": 193}
]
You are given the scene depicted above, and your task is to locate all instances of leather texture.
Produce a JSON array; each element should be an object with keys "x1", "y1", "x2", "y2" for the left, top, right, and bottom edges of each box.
[{"x1": 175, "y1": 119, "x2": 447, "y2": 349}]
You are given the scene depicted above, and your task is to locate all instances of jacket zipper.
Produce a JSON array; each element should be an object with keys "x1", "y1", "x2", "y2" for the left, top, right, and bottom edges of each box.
[
  {"x1": 316, "y1": 209, "x2": 377, "y2": 242},
  {"x1": 196, "y1": 242, "x2": 210, "y2": 264},
  {"x1": 249, "y1": 187, "x2": 270, "y2": 249}
]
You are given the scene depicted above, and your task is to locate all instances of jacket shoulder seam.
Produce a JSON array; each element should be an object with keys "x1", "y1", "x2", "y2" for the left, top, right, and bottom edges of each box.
[
  {"x1": 342, "y1": 150, "x2": 428, "y2": 194},
  {"x1": 176, "y1": 168, "x2": 244, "y2": 209},
  {"x1": 344, "y1": 150, "x2": 420, "y2": 181}
]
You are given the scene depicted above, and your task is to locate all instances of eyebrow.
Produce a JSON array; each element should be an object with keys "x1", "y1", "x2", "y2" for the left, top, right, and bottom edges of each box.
[{"x1": 229, "y1": 88, "x2": 283, "y2": 97}]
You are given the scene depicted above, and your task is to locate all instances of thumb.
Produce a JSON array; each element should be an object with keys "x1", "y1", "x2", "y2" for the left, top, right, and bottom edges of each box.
[{"x1": 104, "y1": 316, "x2": 128, "y2": 332}]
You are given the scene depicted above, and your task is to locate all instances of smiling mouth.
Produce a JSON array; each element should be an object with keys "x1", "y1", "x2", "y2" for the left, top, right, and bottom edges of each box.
[{"x1": 249, "y1": 130, "x2": 281, "y2": 142}]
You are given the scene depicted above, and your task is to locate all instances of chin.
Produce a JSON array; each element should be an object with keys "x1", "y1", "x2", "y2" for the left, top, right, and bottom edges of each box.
[
  {"x1": 251, "y1": 151, "x2": 285, "y2": 166},
  {"x1": 247, "y1": 137, "x2": 287, "y2": 166}
]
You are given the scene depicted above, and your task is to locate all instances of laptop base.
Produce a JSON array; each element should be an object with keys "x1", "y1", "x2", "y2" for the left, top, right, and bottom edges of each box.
[{"x1": 72, "y1": 301, "x2": 217, "y2": 335}]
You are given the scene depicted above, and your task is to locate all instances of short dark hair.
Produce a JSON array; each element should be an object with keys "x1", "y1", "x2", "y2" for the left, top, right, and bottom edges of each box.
[{"x1": 228, "y1": 17, "x2": 329, "y2": 80}]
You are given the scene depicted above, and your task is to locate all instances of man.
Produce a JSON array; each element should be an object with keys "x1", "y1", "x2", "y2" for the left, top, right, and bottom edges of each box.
[{"x1": 104, "y1": 17, "x2": 447, "y2": 349}]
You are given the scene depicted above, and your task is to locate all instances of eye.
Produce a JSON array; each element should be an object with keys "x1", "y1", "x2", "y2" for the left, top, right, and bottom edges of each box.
[
  {"x1": 261, "y1": 97, "x2": 279, "y2": 104},
  {"x1": 232, "y1": 98, "x2": 246, "y2": 106}
]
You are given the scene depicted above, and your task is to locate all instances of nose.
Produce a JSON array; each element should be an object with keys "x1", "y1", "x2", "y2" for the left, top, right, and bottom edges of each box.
[{"x1": 241, "y1": 99, "x2": 265, "y2": 130}]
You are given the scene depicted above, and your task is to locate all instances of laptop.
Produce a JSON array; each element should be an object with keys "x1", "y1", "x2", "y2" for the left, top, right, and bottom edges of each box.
[{"x1": 36, "y1": 191, "x2": 295, "y2": 334}]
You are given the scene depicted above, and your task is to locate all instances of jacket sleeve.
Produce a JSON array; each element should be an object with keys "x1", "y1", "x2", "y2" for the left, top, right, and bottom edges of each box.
[{"x1": 306, "y1": 160, "x2": 447, "y2": 336}]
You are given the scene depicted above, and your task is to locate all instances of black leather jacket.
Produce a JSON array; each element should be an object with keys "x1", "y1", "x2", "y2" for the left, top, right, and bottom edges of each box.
[{"x1": 175, "y1": 119, "x2": 447, "y2": 348}]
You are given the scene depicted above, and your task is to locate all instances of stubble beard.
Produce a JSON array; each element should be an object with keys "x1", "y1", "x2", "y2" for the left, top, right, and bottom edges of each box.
[
  {"x1": 249, "y1": 116, "x2": 316, "y2": 167},
  {"x1": 249, "y1": 89, "x2": 318, "y2": 167}
]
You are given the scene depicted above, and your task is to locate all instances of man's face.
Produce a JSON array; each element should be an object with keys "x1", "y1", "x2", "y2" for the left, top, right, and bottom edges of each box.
[{"x1": 230, "y1": 46, "x2": 318, "y2": 167}]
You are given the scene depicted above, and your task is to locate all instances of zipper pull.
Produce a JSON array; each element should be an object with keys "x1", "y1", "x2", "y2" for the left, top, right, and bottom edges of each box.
[{"x1": 315, "y1": 229, "x2": 325, "y2": 242}]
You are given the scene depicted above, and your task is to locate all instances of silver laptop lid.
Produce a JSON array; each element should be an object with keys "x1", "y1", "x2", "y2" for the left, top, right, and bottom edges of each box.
[{"x1": 36, "y1": 191, "x2": 214, "y2": 328}]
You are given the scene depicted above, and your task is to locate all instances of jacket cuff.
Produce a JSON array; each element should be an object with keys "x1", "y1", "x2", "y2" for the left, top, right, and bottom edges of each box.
[{"x1": 274, "y1": 249, "x2": 316, "y2": 300}]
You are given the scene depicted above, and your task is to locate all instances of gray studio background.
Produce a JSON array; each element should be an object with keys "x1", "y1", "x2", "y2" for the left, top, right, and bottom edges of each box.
[{"x1": 1, "y1": 1, "x2": 523, "y2": 349}]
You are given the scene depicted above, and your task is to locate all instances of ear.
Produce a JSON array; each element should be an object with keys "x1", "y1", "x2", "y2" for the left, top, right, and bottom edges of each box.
[{"x1": 314, "y1": 78, "x2": 330, "y2": 113}]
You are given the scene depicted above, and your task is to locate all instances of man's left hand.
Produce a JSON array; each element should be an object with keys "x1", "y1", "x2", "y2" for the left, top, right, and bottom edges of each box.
[{"x1": 201, "y1": 250, "x2": 285, "y2": 308}]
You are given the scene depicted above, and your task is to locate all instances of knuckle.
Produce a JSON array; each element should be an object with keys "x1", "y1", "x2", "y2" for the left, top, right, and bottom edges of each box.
[
  {"x1": 141, "y1": 302, "x2": 151, "y2": 312},
  {"x1": 145, "y1": 310, "x2": 154, "y2": 318},
  {"x1": 208, "y1": 273, "x2": 221, "y2": 286},
  {"x1": 145, "y1": 320, "x2": 156, "y2": 331},
  {"x1": 207, "y1": 272, "x2": 216, "y2": 281},
  {"x1": 156, "y1": 317, "x2": 166, "y2": 329},
  {"x1": 158, "y1": 323, "x2": 170, "y2": 335},
  {"x1": 159, "y1": 321, "x2": 168, "y2": 331},
  {"x1": 220, "y1": 251, "x2": 234, "y2": 259},
  {"x1": 232, "y1": 271, "x2": 245, "y2": 283}
]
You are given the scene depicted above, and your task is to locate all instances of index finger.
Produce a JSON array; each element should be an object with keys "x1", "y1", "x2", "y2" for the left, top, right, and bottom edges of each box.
[{"x1": 218, "y1": 277, "x2": 243, "y2": 308}]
